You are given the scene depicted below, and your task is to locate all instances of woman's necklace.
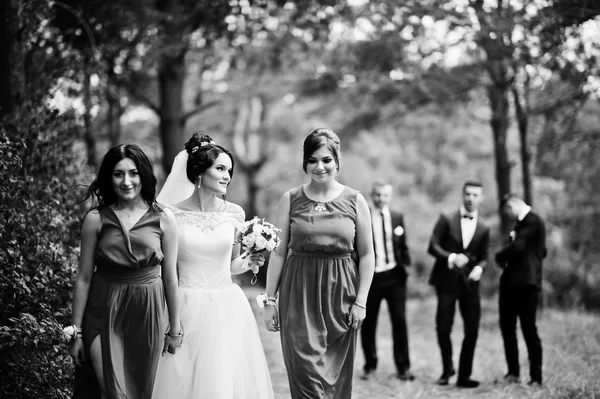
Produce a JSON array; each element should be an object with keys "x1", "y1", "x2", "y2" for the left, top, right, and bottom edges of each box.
[
  {"x1": 306, "y1": 184, "x2": 339, "y2": 212},
  {"x1": 314, "y1": 202, "x2": 328, "y2": 212},
  {"x1": 114, "y1": 204, "x2": 147, "y2": 219},
  {"x1": 113, "y1": 205, "x2": 148, "y2": 230}
]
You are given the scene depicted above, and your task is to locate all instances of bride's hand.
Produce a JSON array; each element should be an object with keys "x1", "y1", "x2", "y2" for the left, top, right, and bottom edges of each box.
[
  {"x1": 247, "y1": 252, "x2": 265, "y2": 269},
  {"x1": 263, "y1": 305, "x2": 279, "y2": 332},
  {"x1": 163, "y1": 331, "x2": 183, "y2": 356}
]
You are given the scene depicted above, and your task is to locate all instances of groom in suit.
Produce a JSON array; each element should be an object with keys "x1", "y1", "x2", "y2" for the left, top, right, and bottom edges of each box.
[
  {"x1": 361, "y1": 181, "x2": 414, "y2": 381},
  {"x1": 428, "y1": 181, "x2": 490, "y2": 388},
  {"x1": 495, "y1": 193, "x2": 546, "y2": 386}
]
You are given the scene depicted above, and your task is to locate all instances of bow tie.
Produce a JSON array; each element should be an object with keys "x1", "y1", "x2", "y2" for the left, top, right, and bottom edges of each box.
[{"x1": 462, "y1": 214, "x2": 474, "y2": 220}]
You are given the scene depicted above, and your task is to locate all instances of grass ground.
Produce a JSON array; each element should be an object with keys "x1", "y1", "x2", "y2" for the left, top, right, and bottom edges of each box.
[{"x1": 245, "y1": 286, "x2": 600, "y2": 399}]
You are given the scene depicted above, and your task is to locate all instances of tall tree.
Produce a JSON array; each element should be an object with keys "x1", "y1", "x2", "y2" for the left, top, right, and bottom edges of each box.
[
  {"x1": 0, "y1": 0, "x2": 24, "y2": 116},
  {"x1": 232, "y1": 96, "x2": 268, "y2": 219},
  {"x1": 343, "y1": 0, "x2": 599, "y2": 232},
  {"x1": 135, "y1": 0, "x2": 228, "y2": 172}
]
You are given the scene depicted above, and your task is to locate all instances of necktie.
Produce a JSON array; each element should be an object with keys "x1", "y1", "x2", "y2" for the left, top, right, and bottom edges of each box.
[
  {"x1": 381, "y1": 210, "x2": 389, "y2": 264},
  {"x1": 462, "y1": 213, "x2": 474, "y2": 220}
]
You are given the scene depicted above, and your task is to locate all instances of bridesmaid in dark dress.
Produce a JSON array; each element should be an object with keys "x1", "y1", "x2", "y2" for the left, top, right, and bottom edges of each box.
[
  {"x1": 67, "y1": 144, "x2": 182, "y2": 399},
  {"x1": 263, "y1": 128, "x2": 375, "y2": 398}
]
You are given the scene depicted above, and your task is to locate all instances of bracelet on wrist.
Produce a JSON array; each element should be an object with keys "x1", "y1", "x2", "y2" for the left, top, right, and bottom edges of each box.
[
  {"x1": 353, "y1": 302, "x2": 367, "y2": 310},
  {"x1": 256, "y1": 293, "x2": 278, "y2": 308},
  {"x1": 166, "y1": 329, "x2": 183, "y2": 338},
  {"x1": 264, "y1": 299, "x2": 277, "y2": 307}
]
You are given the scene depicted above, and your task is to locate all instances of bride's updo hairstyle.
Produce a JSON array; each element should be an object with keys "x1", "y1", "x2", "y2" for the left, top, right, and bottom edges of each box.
[
  {"x1": 302, "y1": 128, "x2": 341, "y2": 173},
  {"x1": 184, "y1": 132, "x2": 235, "y2": 184}
]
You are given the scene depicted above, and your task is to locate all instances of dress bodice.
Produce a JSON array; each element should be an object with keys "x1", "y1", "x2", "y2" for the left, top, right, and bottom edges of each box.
[
  {"x1": 94, "y1": 207, "x2": 164, "y2": 269},
  {"x1": 169, "y1": 207, "x2": 245, "y2": 289},
  {"x1": 288, "y1": 186, "x2": 358, "y2": 254}
]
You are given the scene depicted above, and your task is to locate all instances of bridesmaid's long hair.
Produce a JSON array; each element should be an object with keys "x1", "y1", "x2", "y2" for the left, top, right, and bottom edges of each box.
[
  {"x1": 302, "y1": 128, "x2": 341, "y2": 173},
  {"x1": 82, "y1": 144, "x2": 159, "y2": 211}
]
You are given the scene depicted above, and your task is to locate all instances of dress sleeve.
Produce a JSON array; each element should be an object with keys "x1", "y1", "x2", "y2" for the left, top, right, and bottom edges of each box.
[{"x1": 231, "y1": 211, "x2": 246, "y2": 229}]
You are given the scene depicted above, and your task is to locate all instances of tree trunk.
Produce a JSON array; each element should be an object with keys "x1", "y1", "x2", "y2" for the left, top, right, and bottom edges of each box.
[
  {"x1": 106, "y1": 94, "x2": 123, "y2": 146},
  {"x1": 156, "y1": 0, "x2": 188, "y2": 173},
  {"x1": 115, "y1": 93, "x2": 123, "y2": 145},
  {"x1": 247, "y1": 178, "x2": 260, "y2": 222},
  {"x1": 512, "y1": 86, "x2": 533, "y2": 206},
  {"x1": 158, "y1": 49, "x2": 186, "y2": 173},
  {"x1": 470, "y1": 0, "x2": 516, "y2": 234},
  {"x1": 83, "y1": 60, "x2": 96, "y2": 166},
  {"x1": 232, "y1": 96, "x2": 268, "y2": 218},
  {"x1": 106, "y1": 67, "x2": 122, "y2": 146},
  {"x1": 487, "y1": 81, "x2": 512, "y2": 234},
  {"x1": 0, "y1": 0, "x2": 22, "y2": 116}
]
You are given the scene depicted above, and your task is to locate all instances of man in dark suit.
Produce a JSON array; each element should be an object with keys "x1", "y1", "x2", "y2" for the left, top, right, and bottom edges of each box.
[
  {"x1": 428, "y1": 181, "x2": 490, "y2": 388},
  {"x1": 495, "y1": 193, "x2": 546, "y2": 386},
  {"x1": 361, "y1": 182, "x2": 414, "y2": 381}
]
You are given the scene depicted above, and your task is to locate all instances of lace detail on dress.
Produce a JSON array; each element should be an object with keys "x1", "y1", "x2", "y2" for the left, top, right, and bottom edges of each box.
[
  {"x1": 168, "y1": 206, "x2": 246, "y2": 290},
  {"x1": 168, "y1": 207, "x2": 245, "y2": 233}
]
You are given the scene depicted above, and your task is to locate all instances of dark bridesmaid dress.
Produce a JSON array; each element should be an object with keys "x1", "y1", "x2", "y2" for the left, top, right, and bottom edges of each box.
[
  {"x1": 279, "y1": 185, "x2": 359, "y2": 399},
  {"x1": 74, "y1": 206, "x2": 167, "y2": 399}
]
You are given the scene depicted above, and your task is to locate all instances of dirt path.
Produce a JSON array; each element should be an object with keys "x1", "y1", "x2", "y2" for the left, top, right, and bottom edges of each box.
[{"x1": 245, "y1": 285, "x2": 600, "y2": 399}]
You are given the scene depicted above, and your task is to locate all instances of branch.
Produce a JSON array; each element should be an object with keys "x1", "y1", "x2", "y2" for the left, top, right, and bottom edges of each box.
[
  {"x1": 232, "y1": 98, "x2": 250, "y2": 158},
  {"x1": 237, "y1": 155, "x2": 268, "y2": 173},
  {"x1": 121, "y1": 81, "x2": 160, "y2": 115},
  {"x1": 177, "y1": 3, "x2": 207, "y2": 33},
  {"x1": 180, "y1": 100, "x2": 221, "y2": 123},
  {"x1": 531, "y1": 91, "x2": 588, "y2": 115}
]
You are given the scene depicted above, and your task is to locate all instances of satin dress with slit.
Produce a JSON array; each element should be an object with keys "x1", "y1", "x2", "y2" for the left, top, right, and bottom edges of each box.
[
  {"x1": 279, "y1": 186, "x2": 360, "y2": 399},
  {"x1": 74, "y1": 206, "x2": 167, "y2": 399}
]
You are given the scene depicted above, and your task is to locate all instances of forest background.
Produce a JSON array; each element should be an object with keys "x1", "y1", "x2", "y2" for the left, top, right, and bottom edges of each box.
[{"x1": 1, "y1": 0, "x2": 599, "y2": 397}]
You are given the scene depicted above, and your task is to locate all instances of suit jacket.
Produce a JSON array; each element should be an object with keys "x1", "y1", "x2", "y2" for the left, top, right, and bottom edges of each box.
[
  {"x1": 389, "y1": 210, "x2": 411, "y2": 278},
  {"x1": 495, "y1": 210, "x2": 546, "y2": 289},
  {"x1": 427, "y1": 210, "x2": 490, "y2": 293}
]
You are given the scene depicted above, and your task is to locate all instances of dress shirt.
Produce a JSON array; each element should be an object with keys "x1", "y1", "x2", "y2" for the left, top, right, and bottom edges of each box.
[
  {"x1": 518, "y1": 205, "x2": 531, "y2": 222},
  {"x1": 460, "y1": 205, "x2": 478, "y2": 249},
  {"x1": 448, "y1": 206, "x2": 479, "y2": 268},
  {"x1": 371, "y1": 206, "x2": 397, "y2": 273}
]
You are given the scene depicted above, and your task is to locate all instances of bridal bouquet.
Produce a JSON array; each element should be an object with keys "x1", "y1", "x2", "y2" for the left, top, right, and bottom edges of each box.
[{"x1": 236, "y1": 217, "x2": 281, "y2": 284}]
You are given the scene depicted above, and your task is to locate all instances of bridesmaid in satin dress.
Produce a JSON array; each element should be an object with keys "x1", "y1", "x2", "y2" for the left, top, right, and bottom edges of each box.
[
  {"x1": 263, "y1": 128, "x2": 375, "y2": 398},
  {"x1": 68, "y1": 144, "x2": 182, "y2": 399}
]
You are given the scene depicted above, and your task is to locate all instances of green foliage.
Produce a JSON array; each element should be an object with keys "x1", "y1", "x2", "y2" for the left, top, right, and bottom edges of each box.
[
  {"x1": 299, "y1": 71, "x2": 342, "y2": 96},
  {"x1": 536, "y1": 101, "x2": 600, "y2": 310},
  {"x1": 328, "y1": 34, "x2": 408, "y2": 73},
  {"x1": 0, "y1": 102, "x2": 85, "y2": 397},
  {"x1": 0, "y1": 306, "x2": 73, "y2": 399}
]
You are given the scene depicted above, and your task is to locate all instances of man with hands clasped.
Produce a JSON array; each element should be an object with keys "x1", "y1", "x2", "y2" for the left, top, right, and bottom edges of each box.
[{"x1": 428, "y1": 181, "x2": 490, "y2": 388}]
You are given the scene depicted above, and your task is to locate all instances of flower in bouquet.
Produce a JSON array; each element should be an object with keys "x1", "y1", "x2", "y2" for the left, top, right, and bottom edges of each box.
[{"x1": 236, "y1": 217, "x2": 281, "y2": 284}]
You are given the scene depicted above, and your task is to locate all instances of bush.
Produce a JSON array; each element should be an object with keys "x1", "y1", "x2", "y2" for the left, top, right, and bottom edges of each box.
[
  {"x1": 0, "y1": 103, "x2": 85, "y2": 397},
  {"x1": 0, "y1": 306, "x2": 73, "y2": 399}
]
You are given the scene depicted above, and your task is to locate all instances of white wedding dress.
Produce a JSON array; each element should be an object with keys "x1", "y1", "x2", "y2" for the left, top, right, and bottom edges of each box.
[{"x1": 152, "y1": 208, "x2": 274, "y2": 399}]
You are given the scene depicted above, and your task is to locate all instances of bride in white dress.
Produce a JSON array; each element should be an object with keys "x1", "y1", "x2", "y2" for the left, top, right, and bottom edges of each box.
[{"x1": 152, "y1": 133, "x2": 274, "y2": 399}]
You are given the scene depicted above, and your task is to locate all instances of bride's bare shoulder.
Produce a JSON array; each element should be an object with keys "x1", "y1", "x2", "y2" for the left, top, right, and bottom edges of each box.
[
  {"x1": 170, "y1": 199, "x2": 195, "y2": 212},
  {"x1": 224, "y1": 201, "x2": 244, "y2": 215}
]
